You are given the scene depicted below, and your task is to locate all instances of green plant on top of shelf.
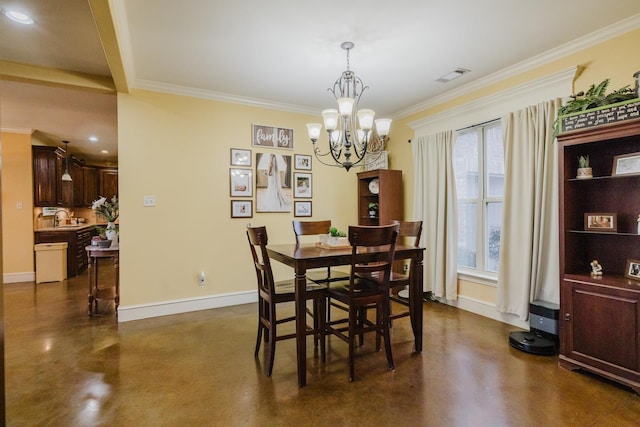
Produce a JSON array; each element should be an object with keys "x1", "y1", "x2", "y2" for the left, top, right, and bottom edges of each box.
[
  {"x1": 368, "y1": 202, "x2": 379, "y2": 211},
  {"x1": 578, "y1": 155, "x2": 589, "y2": 168}
]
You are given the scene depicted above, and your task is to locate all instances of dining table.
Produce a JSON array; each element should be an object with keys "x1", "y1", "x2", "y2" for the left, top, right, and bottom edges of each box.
[{"x1": 267, "y1": 242, "x2": 425, "y2": 387}]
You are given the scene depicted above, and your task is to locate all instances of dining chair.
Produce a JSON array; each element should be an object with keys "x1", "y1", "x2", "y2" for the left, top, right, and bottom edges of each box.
[
  {"x1": 291, "y1": 220, "x2": 350, "y2": 284},
  {"x1": 325, "y1": 224, "x2": 398, "y2": 382},
  {"x1": 246, "y1": 225, "x2": 327, "y2": 376}
]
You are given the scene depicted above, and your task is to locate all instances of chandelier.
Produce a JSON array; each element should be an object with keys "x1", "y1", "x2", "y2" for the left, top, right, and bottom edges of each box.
[{"x1": 306, "y1": 42, "x2": 391, "y2": 171}]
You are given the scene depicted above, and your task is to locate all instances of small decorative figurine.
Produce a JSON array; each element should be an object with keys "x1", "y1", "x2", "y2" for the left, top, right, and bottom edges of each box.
[{"x1": 590, "y1": 260, "x2": 603, "y2": 276}]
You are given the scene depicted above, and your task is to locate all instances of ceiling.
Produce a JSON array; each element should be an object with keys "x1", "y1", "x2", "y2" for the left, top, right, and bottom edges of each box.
[{"x1": 1, "y1": 0, "x2": 640, "y2": 162}]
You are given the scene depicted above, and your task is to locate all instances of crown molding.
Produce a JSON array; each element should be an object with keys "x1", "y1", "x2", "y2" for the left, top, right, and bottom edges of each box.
[
  {"x1": 395, "y1": 13, "x2": 640, "y2": 119},
  {"x1": 132, "y1": 78, "x2": 319, "y2": 115},
  {"x1": 408, "y1": 66, "x2": 579, "y2": 135}
]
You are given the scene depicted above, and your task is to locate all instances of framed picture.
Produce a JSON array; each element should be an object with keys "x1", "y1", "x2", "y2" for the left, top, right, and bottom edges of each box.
[
  {"x1": 294, "y1": 154, "x2": 312, "y2": 170},
  {"x1": 293, "y1": 172, "x2": 312, "y2": 198},
  {"x1": 625, "y1": 259, "x2": 640, "y2": 281},
  {"x1": 231, "y1": 200, "x2": 252, "y2": 218},
  {"x1": 230, "y1": 148, "x2": 251, "y2": 166},
  {"x1": 365, "y1": 150, "x2": 389, "y2": 171},
  {"x1": 294, "y1": 201, "x2": 312, "y2": 217},
  {"x1": 612, "y1": 152, "x2": 640, "y2": 176},
  {"x1": 255, "y1": 153, "x2": 292, "y2": 212},
  {"x1": 584, "y1": 213, "x2": 617, "y2": 232},
  {"x1": 230, "y1": 168, "x2": 253, "y2": 197},
  {"x1": 252, "y1": 124, "x2": 294, "y2": 150}
]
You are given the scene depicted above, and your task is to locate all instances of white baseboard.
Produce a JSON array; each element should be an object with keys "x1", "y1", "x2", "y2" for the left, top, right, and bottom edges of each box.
[
  {"x1": 117, "y1": 290, "x2": 258, "y2": 322},
  {"x1": 3, "y1": 272, "x2": 35, "y2": 284},
  {"x1": 439, "y1": 295, "x2": 529, "y2": 330}
]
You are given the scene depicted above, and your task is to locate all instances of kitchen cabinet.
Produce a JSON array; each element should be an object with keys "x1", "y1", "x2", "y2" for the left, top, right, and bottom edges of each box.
[
  {"x1": 99, "y1": 168, "x2": 118, "y2": 199},
  {"x1": 32, "y1": 146, "x2": 59, "y2": 207},
  {"x1": 83, "y1": 166, "x2": 99, "y2": 206},
  {"x1": 35, "y1": 226, "x2": 97, "y2": 277},
  {"x1": 33, "y1": 146, "x2": 115, "y2": 207},
  {"x1": 557, "y1": 117, "x2": 640, "y2": 393},
  {"x1": 357, "y1": 169, "x2": 403, "y2": 226}
]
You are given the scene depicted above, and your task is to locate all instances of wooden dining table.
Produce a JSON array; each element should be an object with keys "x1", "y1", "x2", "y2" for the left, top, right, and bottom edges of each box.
[{"x1": 267, "y1": 242, "x2": 425, "y2": 387}]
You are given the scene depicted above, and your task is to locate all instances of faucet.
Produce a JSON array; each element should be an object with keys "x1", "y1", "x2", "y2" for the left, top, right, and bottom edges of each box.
[{"x1": 53, "y1": 210, "x2": 69, "y2": 227}]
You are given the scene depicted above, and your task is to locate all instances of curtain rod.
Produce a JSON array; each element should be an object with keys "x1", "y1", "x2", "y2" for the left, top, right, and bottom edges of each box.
[{"x1": 407, "y1": 118, "x2": 499, "y2": 143}]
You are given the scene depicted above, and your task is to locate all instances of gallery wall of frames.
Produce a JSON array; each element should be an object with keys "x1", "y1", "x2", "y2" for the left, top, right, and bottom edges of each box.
[{"x1": 229, "y1": 124, "x2": 313, "y2": 218}]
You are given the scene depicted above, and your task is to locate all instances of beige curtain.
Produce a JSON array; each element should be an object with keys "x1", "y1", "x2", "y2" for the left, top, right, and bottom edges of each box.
[
  {"x1": 496, "y1": 99, "x2": 561, "y2": 320},
  {"x1": 412, "y1": 131, "x2": 458, "y2": 300}
]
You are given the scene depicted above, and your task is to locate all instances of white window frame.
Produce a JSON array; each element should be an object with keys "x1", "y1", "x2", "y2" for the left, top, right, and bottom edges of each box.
[{"x1": 455, "y1": 120, "x2": 503, "y2": 281}]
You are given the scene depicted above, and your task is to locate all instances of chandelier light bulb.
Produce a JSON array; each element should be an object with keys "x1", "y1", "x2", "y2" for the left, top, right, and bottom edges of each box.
[
  {"x1": 306, "y1": 123, "x2": 322, "y2": 141},
  {"x1": 337, "y1": 97, "x2": 354, "y2": 117},
  {"x1": 357, "y1": 109, "x2": 375, "y2": 131},
  {"x1": 322, "y1": 109, "x2": 339, "y2": 131},
  {"x1": 375, "y1": 118, "x2": 392, "y2": 138}
]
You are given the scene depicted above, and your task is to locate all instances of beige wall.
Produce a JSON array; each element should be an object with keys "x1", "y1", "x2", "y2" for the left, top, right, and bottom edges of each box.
[
  {"x1": 391, "y1": 27, "x2": 640, "y2": 315},
  {"x1": 3, "y1": 26, "x2": 638, "y2": 323},
  {"x1": 1, "y1": 131, "x2": 34, "y2": 280},
  {"x1": 117, "y1": 89, "x2": 363, "y2": 308}
]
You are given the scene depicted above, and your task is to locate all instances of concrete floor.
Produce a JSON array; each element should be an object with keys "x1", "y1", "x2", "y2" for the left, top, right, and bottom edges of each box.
[{"x1": 4, "y1": 266, "x2": 639, "y2": 426}]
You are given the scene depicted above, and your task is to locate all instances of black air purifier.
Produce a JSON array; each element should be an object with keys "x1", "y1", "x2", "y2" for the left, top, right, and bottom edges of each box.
[{"x1": 509, "y1": 300, "x2": 559, "y2": 356}]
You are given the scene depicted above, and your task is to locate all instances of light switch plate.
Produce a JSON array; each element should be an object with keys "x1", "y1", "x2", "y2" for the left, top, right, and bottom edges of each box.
[{"x1": 143, "y1": 195, "x2": 156, "y2": 207}]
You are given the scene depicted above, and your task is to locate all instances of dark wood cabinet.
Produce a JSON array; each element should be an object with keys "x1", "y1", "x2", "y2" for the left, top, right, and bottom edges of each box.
[
  {"x1": 33, "y1": 146, "x2": 116, "y2": 208},
  {"x1": 35, "y1": 227, "x2": 97, "y2": 278},
  {"x1": 32, "y1": 146, "x2": 59, "y2": 207},
  {"x1": 83, "y1": 166, "x2": 99, "y2": 206},
  {"x1": 357, "y1": 169, "x2": 403, "y2": 226},
  {"x1": 99, "y1": 168, "x2": 118, "y2": 199},
  {"x1": 557, "y1": 118, "x2": 640, "y2": 393}
]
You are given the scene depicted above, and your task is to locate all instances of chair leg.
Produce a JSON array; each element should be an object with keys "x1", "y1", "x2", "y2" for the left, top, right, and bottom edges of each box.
[
  {"x1": 348, "y1": 304, "x2": 357, "y2": 382},
  {"x1": 318, "y1": 297, "x2": 326, "y2": 362},
  {"x1": 266, "y1": 318, "x2": 276, "y2": 377},
  {"x1": 254, "y1": 320, "x2": 263, "y2": 358},
  {"x1": 382, "y1": 301, "x2": 394, "y2": 371}
]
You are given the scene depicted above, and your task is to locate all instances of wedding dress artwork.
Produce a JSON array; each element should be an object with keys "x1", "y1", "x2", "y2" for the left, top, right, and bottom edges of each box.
[{"x1": 257, "y1": 153, "x2": 291, "y2": 212}]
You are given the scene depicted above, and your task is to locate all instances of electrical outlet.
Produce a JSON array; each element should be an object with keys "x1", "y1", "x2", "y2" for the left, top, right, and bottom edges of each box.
[
  {"x1": 198, "y1": 272, "x2": 205, "y2": 286},
  {"x1": 403, "y1": 264, "x2": 409, "y2": 272}
]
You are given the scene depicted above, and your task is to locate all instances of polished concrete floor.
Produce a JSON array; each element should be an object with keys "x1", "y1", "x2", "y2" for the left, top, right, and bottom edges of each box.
[{"x1": 4, "y1": 266, "x2": 639, "y2": 426}]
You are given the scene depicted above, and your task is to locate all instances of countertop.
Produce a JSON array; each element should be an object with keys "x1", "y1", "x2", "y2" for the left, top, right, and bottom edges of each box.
[{"x1": 35, "y1": 224, "x2": 97, "y2": 232}]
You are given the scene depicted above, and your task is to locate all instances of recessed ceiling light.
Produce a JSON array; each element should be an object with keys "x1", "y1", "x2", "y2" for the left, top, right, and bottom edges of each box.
[
  {"x1": 101, "y1": 150, "x2": 109, "y2": 154},
  {"x1": 2, "y1": 9, "x2": 34, "y2": 25},
  {"x1": 436, "y1": 68, "x2": 471, "y2": 83},
  {"x1": 89, "y1": 136, "x2": 98, "y2": 142}
]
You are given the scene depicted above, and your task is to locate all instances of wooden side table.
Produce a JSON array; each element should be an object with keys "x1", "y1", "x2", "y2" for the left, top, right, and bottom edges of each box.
[{"x1": 85, "y1": 245, "x2": 120, "y2": 316}]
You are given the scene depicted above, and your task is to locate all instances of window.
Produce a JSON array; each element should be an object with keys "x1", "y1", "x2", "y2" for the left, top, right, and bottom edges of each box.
[{"x1": 453, "y1": 120, "x2": 504, "y2": 275}]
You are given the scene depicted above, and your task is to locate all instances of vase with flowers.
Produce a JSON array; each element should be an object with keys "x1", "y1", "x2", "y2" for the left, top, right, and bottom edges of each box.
[{"x1": 92, "y1": 196, "x2": 119, "y2": 242}]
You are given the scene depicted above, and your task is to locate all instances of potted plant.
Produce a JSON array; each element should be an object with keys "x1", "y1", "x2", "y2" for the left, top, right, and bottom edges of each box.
[
  {"x1": 368, "y1": 202, "x2": 379, "y2": 218},
  {"x1": 577, "y1": 155, "x2": 592, "y2": 179},
  {"x1": 327, "y1": 226, "x2": 348, "y2": 246}
]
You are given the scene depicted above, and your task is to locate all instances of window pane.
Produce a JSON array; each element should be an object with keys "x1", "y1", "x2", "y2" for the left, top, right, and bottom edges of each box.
[
  {"x1": 485, "y1": 125, "x2": 504, "y2": 198},
  {"x1": 457, "y1": 202, "x2": 477, "y2": 268},
  {"x1": 453, "y1": 131, "x2": 478, "y2": 199},
  {"x1": 485, "y1": 202, "x2": 502, "y2": 272}
]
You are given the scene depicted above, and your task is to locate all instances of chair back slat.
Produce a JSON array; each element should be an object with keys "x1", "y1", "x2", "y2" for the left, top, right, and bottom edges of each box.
[
  {"x1": 292, "y1": 220, "x2": 332, "y2": 244},
  {"x1": 348, "y1": 225, "x2": 398, "y2": 294},
  {"x1": 246, "y1": 225, "x2": 276, "y2": 297},
  {"x1": 390, "y1": 220, "x2": 423, "y2": 247}
]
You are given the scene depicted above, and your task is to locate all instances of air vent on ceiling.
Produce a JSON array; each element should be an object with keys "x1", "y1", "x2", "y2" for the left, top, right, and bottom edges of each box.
[{"x1": 436, "y1": 68, "x2": 471, "y2": 83}]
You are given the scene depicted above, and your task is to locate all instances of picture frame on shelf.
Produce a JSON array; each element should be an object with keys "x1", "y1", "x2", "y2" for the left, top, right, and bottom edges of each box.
[
  {"x1": 294, "y1": 201, "x2": 312, "y2": 217},
  {"x1": 230, "y1": 168, "x2": 253, "y2": 197},
  {"x1": 584, "y1": 212, "x2": 617, "y2": 232},
  {"x1": 625, "y1": 259, "x2": 640, "y2": 281},
  {"x1": 612, "y1": 152, "x2": 640, "y2": 176},
  {"x1": 293, "y1": 172, "x2": 312, "y2": 198},
  {"x1": 231, "y1": 200, "x2": 253, "y2": 218},
  {"x1": 230, "y1": 148, "x2": 251, "y2": 166},
  {"x1": 294, "y1": 154, "x2": 312, "y2": 170}
]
